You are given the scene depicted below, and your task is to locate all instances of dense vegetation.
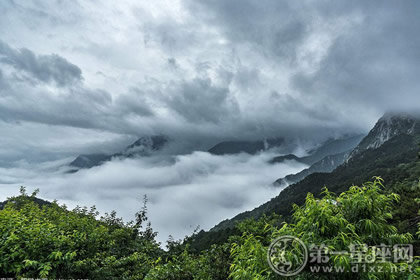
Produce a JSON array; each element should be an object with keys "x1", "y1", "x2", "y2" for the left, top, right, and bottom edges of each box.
[
  {"x1": 193, "y1": 134, "x2": 420, "y2": 251},
  {"x1": 0, "y1": 177, "x2": 418, "y2": 279},
  {"x1": 1, "y1": 120, "x2": 419, "y2": 279},
  {"x1": 0, "y1": 189, "x2": 162, "y2": 279}
]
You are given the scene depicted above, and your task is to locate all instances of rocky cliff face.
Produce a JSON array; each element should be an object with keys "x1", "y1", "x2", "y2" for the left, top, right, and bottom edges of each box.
[{"x1": 348, "y1": 113, "x2": 419, "y2": 160}]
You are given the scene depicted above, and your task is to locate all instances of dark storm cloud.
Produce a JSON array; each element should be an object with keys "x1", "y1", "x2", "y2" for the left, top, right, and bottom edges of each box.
[
  {"x1": 142, "y1": 19, "x2": 203, "y2": 54},
  {"x1": 0, "y1": 84, "x2": 111, "y2": 129},
  {"x1": 0, "y1": 41, "x2": 155, "y2": 136},
  {"x1": 185, "y1": 0, "x2": 420, "y2": 124},
  {"x1": 185, "y1": 0, "x2": 309, "y2": 61},
  {"x1": 114, "y1": 88, "x2": 154, "y2": 117},
  {"x1": 0, "y1": 40, "x2": 82, "y2": 86},
  {"x1": 0, "y1": 69, "x2": 6, "y2": 89},
  {"x1": 165, "y1": 78, "x2": 239, "y2": 124},
  {"x1": 0, "y1": 0, "x2": 419, "y2": 159},
  {"x1": 167, "y1": 58, "x2": 179, "y2": 70},
  {"x1": 0, "y1": 80, "x2": 153, "y2": 134},
  {"x1": 291, "y1": 1, "x2": 420, "y2": 113},
  {"x1": 181, "y1": 0, "x2": 420, "y2": 133}
]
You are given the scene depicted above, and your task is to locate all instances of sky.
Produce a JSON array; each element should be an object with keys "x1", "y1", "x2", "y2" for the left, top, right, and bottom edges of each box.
[{"x1": 0, "y1": 0, "x2": 420, "y2": 242}]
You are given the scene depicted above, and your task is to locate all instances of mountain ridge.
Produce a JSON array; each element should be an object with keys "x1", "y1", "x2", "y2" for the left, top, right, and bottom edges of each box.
[
  {"x1": 274, "y1": 150, "x2": 351, "y2": 186},
  {"x1": 186, "y1": 113, "x2": 420, "y2": 251},
  {"x1": 208, "y1": 138, "x2": 285, "y2": 155},
  {"x1": 211, "y1": 113, "x2": 420, "y2": 232},
  {"x1": 270, "y1": 134, "x2": 364, "y2": 166},
  {"x1": 69, "y1": 135, "x2": 169, "y2": 170},
  {"x1": 348, "y1": 113, "x2": 419, "y2": 160}
]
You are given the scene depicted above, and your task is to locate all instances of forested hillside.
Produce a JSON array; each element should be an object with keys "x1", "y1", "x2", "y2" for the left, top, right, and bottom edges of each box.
[
  {"x1": 1, "y1": 179, "x2": 418, "y2": 279},
  {"x1": 190, "y1": 115, "x2": 420, "y2": 252},
  {"x1": 1, "y1": 116, "x2": 419, "y2": 279}
]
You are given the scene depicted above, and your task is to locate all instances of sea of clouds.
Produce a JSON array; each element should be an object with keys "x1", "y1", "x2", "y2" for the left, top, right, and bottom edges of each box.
[{"x1": 0, "y1": 150, "x2": 307, "y2": 243}]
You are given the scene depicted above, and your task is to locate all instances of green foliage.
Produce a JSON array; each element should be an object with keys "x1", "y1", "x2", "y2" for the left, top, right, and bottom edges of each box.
[
  {"x1": 0, "y1": 177, "x2": 418, "y2": 279},
  {"x1": 0, "y1": 192, "x2": 161, "y2": 279},
  {"x1": 229, "y1": 178, "x2": 418, "y2": 280},
  {"x1": 209, "y1": 134, "x2": 419, "y2": 235},
  {"x1": 230, "y1": 235, "x2": 271, "y2": 280},
  {"x1": 144, "y1": 248, "x2": 210, "y2": 280},
  {"x1": 145, "y1": 235, "x2": 231, "y2": 280}
]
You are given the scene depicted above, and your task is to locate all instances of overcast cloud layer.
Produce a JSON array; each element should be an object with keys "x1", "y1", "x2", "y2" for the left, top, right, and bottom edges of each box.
[
  {"x1": 1, "y1": 0, "x2": 420, "y2": 161},
  {"x1": 0, "y1": 0, "x2": 419, "y2": 240}
]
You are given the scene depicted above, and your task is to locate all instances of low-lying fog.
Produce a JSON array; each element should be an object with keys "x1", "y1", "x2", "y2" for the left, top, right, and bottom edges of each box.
[{"x1": 0, "y1": 151, "x2": 307, "y2": 243}]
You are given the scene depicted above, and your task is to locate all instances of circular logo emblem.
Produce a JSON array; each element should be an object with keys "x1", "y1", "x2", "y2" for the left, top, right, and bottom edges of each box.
[{"x1": 267, "y1": 235, "x2": 308, "y2": 276}]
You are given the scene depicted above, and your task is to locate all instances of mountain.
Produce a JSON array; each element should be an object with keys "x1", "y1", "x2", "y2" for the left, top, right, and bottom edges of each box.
[
  {"x1": 268, "y1": 153, "x2": 300, "y2": 163},
  {"x1": 69, "y1": 135, "x2": 169, "y2": 169},
  {"x1": 274, "y1": 150, "x2": 350, "y2": 186},
  {"x1": 69, "y1": 154, "x2": 111, "y2": 169},
  {"x1": 270, "y1": 134, "x2": 364, "y2": 165},
  {"x1": 208, "y1": 138, "x2": 284, "y2": 155},
  {"x1": 213, "y1": 114, "x2": 419, "y2": 231},
  {"x1": 269, "y1": 134, "x2": 364, "y2": 186},
  {"x1": 122, "y1": 135, "x2": 169, "y2": 157},
  {"x1": 189, "y1": 114, "x2": 420, "y2": 250},
  {"x1": 348, "y1": 113, "x2": 418, "y2": 159}
]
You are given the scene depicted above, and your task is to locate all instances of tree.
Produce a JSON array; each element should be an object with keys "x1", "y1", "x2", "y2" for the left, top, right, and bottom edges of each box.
[{"x1": 229, "y1": 178, "x2": 417, "y2": 280}]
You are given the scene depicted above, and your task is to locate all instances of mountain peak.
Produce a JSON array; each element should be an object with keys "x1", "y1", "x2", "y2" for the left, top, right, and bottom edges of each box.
[
  {"x1": 348, "y1": 113, "x2": 419, "y2": 159},
  {"x1": 69, "y1": 135, "x2": 169, "y2": 170},
  {"x1": 124, "y1": 135, "x2": 169, "y2": 156}
]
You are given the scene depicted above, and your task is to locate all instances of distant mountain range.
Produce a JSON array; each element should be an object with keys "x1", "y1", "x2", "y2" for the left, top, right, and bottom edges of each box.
[
  {"x1": 70, "y1": 136, "x2": 288, "y2": 170},
  {"x1": 189, "y1": 113, "x2": 420, "y2": 250},
  {"x1": 69, "y1": 135, "x2": 169, "y2": 170},
  {"x1": 214, "y1": 113, "x2": 420, "y2": 231},
  {"x1": 272, "y1": 134, "x2": 365, "y2": 186},
  {"x1": 270, "y1": 134, "x2": 364, "y2": 165},
  {"x1": 274, "y1": 150, "x2": 351, "y2": 186},
  {"x1": 208, "y1": 138, "x2": 284, "y2": 155}
]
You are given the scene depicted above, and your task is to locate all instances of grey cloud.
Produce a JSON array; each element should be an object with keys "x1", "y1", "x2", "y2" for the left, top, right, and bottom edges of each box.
[
  {"x1": 0, "y1": 69, "x2": 6, "y2": 89},
  {"x1": 291, "y1": 0, "x2": 420, "y2": 115},
  {"x1": 232, "y1": 67, "x2": 261, "y2": 91},
  {"x1": 167, "y1": 58, "x2": 179, "y2": 70},
  {"x1": 185, "y1": 0, "x2": 309, "y2": 61},
  {"x1": 0, "y1": 119, "x2": 133, "y2": 167},
  {"x1": 0, "y1": 0, "x2": 83, "y2": 28},
  {"x1": 0, "y1": 40, "x2": 82, "y2": 86},
  {"x1": 184, "y1": 0, "x2": 420, "y2": 130},
  {"x1": 0, "y1": 43, "x2": 156, "y2": 136},
  {"x1": 142, "y1": 20, "x2": 202, "y2": 54},
  {"x1": 165, "y1": 78, "x2": 239, "y2": 124},
  {"x1": 115, "y1": 88, "x2": 154, "y2": 117},
  {"x1": 0, "y1": 151, "x2": 308, "y2": 242},
  {"x1": 0, "y1": 80, "x2": 153, "y2": 135},
  {"x1": 0, "y1": 0, "x2": 419, "y2": 163}
]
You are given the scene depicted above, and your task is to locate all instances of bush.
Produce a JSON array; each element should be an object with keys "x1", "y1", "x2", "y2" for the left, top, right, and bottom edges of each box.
[
  {"x1": 0, "y1": 188, "x2": 161, "y2": 279},
  {"x1": 229, "y1": 178, "x2": 418, "y2": 280}
]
